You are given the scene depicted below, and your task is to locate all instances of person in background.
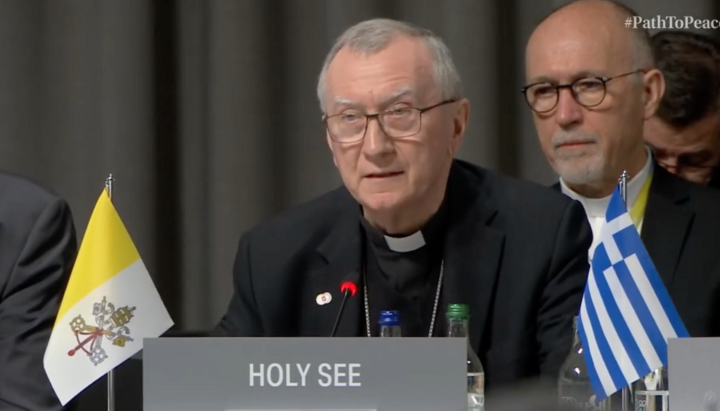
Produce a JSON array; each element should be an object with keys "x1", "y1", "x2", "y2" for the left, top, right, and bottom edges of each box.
[
  {"x1": 644, "y1": 30, "x2": 720, "y2": 189},
  {"x1": 524, "y1": 0, "x2": 720, "y2": 337},
  {"x1": 0, "y1": 172, "x2": 77, "y2": 410},
  {"x1": 215, "y1": 17, "x2": 592, "y2": 398}
]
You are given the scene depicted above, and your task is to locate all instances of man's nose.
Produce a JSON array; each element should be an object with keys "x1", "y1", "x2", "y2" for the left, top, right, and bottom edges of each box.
[
  {"x1": 659, "y1": 158, "x2": 679, "y2": 174},
  {"x1": 361, "y1": 117, "x2": 394, "y2": 158},
  {"x1": 555, "y1": 88, "x2": 583, "y2": 127}
]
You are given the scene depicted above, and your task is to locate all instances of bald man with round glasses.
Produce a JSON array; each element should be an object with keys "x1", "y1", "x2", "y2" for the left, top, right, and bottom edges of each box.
[{"x1": 524, "y1": 0, "x2": 720, "y2": 338}]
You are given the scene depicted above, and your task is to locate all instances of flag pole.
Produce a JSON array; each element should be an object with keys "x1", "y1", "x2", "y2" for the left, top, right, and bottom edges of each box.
[
  {"x1": 618, "y1": 170, "x2": 632, "y2": 411},
  {"x1": 104, "y1": 173, "x2": 115, "y2": 411},
  {"x1": 619, "y1": 170, "x2": 628, "y2": 207},
  {"x1": 106, "y1": 174, "x2": 114, "y2": 201}
]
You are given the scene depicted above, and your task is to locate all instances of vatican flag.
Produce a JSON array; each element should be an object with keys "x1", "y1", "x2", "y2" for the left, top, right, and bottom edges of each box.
[{"x1": 44, "y1": 189, "x2": 173, "y2": 405}]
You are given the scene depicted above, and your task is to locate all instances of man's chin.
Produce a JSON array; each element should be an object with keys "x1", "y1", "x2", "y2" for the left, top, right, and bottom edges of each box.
[
  {"x1": 554, "y1": 161, "x2": 604, "y2": 186},
  {"x1": 360, "y1": 192, "x2": 405, "y2": 213}
]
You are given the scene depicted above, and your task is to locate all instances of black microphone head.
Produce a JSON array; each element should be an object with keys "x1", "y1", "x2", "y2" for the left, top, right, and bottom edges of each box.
[{"x1": 330, "y1": 272, "x2": 360, "y2": 337}]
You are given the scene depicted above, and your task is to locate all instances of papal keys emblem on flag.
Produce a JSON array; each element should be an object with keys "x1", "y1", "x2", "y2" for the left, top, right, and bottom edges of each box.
[{"x1": 67, "y1": 296, "x2": 136, "y2": 365}]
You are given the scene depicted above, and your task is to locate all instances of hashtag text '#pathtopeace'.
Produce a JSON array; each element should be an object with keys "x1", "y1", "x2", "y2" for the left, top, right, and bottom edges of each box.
[{"x1": 627, "y1": 16, "x2": 720, "y2": 30}]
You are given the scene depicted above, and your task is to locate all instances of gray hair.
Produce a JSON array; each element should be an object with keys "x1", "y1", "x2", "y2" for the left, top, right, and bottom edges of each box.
[{"x1": 316, "y1": 18, "x2": 462, "y2": 112}]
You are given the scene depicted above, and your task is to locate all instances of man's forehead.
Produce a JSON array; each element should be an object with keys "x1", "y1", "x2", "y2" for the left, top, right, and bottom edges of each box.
[
  {"x1": 526, "y1": 53, "x2": 612, "y2": 83},
  {"x1": 331, "y1": 36, "x2": 430, "y2": 68},
  {"x1": 530, "y1": 1, "x2": 626, "y2": 48},
  {"x1": 325, "y1": 46, "x2": 437, "y2": 107},
  {"x1": 526, "y1": 16, "x2": 624, "y2": 80},
  {"x1": 332, "y1": 86, "x2": 417, "y2": 107}
]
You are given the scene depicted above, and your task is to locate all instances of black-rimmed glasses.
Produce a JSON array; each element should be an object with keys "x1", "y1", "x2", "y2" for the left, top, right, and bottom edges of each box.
[
  {"x1": 322, "y1": 99, "x2": 457, "y2": 143},
  {"x1": 521, "y1": 70, "x2": 645, "y2": 113}
]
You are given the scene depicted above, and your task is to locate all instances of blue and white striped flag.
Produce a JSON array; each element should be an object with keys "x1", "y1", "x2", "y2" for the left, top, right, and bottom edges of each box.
[{"x1": 578, "y1": 186, "x2": 689, "y2": 401}]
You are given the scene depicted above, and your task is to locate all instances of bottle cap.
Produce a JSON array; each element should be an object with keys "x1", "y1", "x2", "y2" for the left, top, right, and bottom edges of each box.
[
  {"x1": 378, "y1": 310, "x2": 401, "y2": 327},
  {"x1": 446, "y1": 303, "x2": 470, "y2": 320}
]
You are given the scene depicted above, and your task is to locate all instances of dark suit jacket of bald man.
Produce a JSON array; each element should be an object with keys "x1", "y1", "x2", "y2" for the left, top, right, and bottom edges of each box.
[
  {"x1": 0, "y1": 172, "x2": 77, "y2": 411},
  {"x1": 554, "y1": 163, "x2": 720, "y2": 337},
  {"x1": 214, "y1": 159, "x2": 594, "y2": 394}
]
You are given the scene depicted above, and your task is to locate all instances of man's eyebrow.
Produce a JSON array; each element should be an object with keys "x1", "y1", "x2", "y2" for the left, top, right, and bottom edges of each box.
[
  {"x1": 332, "y1": 87, "x2": 416, "y2": 110},
  {"x1": 527, "y1": 71, "x2": 605, "y2": 85},
  {"x1": 332, "y1": 97, "x2": 359, "y2": 108},
  {"x1": 526, "y1": 75, "x2": 555, "y2": 85}
]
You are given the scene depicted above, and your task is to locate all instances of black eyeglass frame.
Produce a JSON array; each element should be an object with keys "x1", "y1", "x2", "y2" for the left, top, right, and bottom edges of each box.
[{"x1": 520, "y1": 70, "x2": 646, "y2": 113}]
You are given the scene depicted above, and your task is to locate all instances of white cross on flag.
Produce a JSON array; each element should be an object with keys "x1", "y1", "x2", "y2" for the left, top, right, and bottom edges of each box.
[{"x1": 578, "y1": 186, "x2": 689, "y2": 401}]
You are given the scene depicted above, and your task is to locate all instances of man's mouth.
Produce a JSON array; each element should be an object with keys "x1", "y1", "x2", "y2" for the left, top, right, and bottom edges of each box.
[
  {"x1": 556, "y1": 141, "x2": 595, "y2": 149},
  {"x1": 366, "y1": 171, "x2": 404, "y2": 178}
]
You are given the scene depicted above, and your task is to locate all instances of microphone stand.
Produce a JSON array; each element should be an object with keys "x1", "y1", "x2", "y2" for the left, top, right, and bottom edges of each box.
[{"x1": 330, "y1": 288, "x2": 351, "y2": 337}]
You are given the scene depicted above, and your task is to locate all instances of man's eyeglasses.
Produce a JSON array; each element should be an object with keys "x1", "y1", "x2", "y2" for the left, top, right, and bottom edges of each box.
[
  {"x1": 322, "y1": 99, "x2": 457, "y2": 144},
  {"x1": 520, "y1": 70, "x2": 645, "y2": 114}
]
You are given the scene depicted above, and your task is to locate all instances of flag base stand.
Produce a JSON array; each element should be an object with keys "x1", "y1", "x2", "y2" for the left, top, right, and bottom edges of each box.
[
  {"x1": 107, "y1": 368, "x2": 115, "y2": 411},
  {"x1": 621, "y1": 385, "x2": 633, "y2": 411}
]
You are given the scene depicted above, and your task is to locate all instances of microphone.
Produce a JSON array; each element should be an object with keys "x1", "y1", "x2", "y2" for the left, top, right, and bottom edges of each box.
[{"x1": 330, "y1": 273, "x2": 359, "y2": 337}]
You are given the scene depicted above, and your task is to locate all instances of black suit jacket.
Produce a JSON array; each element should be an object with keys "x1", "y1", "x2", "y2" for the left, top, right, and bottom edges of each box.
[
  {"x1": 0, "y1": 173, "x2": 77, "y2": 411},
  {"x1": 709, "y1": 166, "x2": 720, "y2": 190},
  {"x1": 215, "y1": 159, "x2": 593, "y2": 391},
  {"x1": 554, "y1": 164, "x2": 720, "y2": 336}
]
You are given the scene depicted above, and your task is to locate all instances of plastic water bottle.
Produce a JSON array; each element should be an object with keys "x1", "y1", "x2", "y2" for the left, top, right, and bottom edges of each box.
[
  {"x1": 446, "y1": 303, "x2": 484, "y2": 411},
  {"x1": 558, "y1": 316, "x2": 611, "y2": 410},
  {"x1": 378, "y1": 310, "x2": 401, "y2": 337}
]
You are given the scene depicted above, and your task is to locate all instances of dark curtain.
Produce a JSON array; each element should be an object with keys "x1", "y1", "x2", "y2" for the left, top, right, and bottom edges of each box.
[{"x1": 0, "y1": 0, "x2": 716, "y2": 331}]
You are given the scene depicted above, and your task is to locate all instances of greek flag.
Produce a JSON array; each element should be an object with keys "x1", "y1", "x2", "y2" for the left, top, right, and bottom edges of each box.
[{"x1": 578, "y1": 186, "x2": 689, "y2": 401}]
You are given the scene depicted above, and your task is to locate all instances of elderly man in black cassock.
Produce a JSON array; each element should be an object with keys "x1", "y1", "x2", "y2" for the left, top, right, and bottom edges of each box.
[{"x1": 214, "y1": 18, "x2": 593, "y2": 394}]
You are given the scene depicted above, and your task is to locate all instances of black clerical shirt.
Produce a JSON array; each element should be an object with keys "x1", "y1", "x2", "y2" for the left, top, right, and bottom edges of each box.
[{"x1": 359, "y1": 198, "x2": 449, "y2": 337}]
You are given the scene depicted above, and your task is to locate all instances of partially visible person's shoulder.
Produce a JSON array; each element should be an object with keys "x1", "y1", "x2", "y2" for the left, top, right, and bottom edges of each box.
[
  {"x1": 683, "y1": 176, "x2": 720, "y2": 217},
  {"x1": 455, "y1": 159, "x2": 573, "y2": 212},
  {"x1": 0, "y1": 171, "x2": 68, "y2": 219},
  {"x1": 654, "y1": 166, "x2": 720, "y2": 220}
]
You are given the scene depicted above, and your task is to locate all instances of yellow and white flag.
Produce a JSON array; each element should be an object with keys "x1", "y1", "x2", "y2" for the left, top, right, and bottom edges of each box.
[{"x1": 44, "y1": 189, "x2": 173, "y2": 405}]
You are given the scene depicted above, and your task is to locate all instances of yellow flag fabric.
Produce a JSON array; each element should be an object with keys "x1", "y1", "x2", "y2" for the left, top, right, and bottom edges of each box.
[
  {"x1": 44, "y1": 188, "x2": 173, "y2": 406},
  {"x1": 54, "y1": 189, "x2": 139, "y2": 323}
]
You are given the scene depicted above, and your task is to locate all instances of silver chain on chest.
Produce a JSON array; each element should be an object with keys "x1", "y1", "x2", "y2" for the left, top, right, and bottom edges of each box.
[{"x1": 362, "y1": 260, "x2": 444, "y2": 337}]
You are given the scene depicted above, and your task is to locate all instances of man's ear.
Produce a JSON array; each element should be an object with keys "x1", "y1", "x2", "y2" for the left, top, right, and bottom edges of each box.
[
  {"x1": 450, "y1": 98, "x2": 470, "y2": 156},
  {"x1": 643, "y1": 68, "x2": 666, "y2": 120},
  {"x1": 326, "y1": 132, "x2": 338, "y2": 167}
]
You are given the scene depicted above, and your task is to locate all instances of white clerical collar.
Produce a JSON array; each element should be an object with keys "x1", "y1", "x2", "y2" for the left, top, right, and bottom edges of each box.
[
  {"x1": 560, "y1": 147, "x2": 653, "y2": 217},
  {"x1": 384, "y1": 231, "x2": 426, "y2": 252}
]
